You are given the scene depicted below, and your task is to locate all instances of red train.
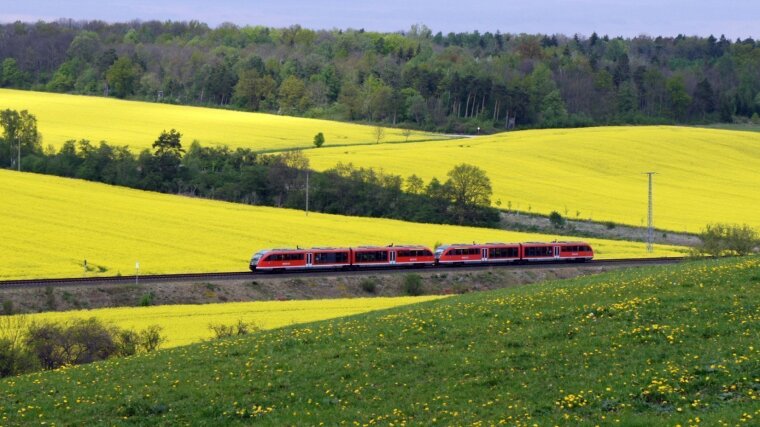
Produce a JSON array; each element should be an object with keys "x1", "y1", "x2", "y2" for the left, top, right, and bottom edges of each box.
[{"x1": 250, "y1": 241, "x2": 593, "y2": 272}]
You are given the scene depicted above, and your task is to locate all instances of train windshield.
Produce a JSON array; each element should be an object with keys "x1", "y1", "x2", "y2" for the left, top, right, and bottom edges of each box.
[
  {"x1": 251, "y1": 251, "x2": 268, "y2": 265},
  {"x1": 434, "y1": 247, "x2": 445, "y2": 259}
]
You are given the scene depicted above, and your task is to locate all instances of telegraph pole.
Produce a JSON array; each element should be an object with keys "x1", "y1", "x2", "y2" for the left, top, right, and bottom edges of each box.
[
  {"x1": 305, "y1": 169, "x2": 309, "y2": 216},
  {"x1": 644, "y1": 172, "x2": 656, "y2": 252}
]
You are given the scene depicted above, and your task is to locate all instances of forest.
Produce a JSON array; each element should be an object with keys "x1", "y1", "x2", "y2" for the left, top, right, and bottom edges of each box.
[{"x1": 2, "y1": 20, "x2": 760, "y2": 132}]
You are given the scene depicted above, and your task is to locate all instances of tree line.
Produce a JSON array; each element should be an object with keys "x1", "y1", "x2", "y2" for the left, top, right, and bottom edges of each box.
[
  {"x1": 1, "y1": 113, "x2": 499, "y2": 227},
  {"x1": 2, "y1": 21, "x2": 760, "y2": 132}
]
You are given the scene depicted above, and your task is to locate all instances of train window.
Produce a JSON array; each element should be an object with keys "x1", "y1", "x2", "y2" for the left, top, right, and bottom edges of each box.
[
  {"x1": 525, "y1": 247, "x2": 552, "y2": 257},
  {"x1": 315, "y1": 252, "x2": 349, "y2": 264},
  {"x1": 397, "y1": 250, "x2": 411, "y2": 257},
  {"x1": 489, "y1": 247, "x2": 518, "y2": 258},
  {"x1": 582, "y1": 246, "x2": 591, "y2": 252},
  {"x1": 416, "y1": 249, "x2": 433, "y2": 257},
  {"x1": 355, "y1": 251, "x2": 388, "y2": 262}
]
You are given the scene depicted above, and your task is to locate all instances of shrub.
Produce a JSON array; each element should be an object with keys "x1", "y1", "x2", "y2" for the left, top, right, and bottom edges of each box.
[
  {"x1": 209, "y1": 323, "x2": 235, "y2": 338},
  {"x1": 114, "y1": 329, "x2": 140, "y2": 357},
  {"x1": 2, "y1": 317, "x2": 164, "y2": 377},
  {"x1": 549, "y1": 211, "x2": 565, "y2": 228},
  {"x1": 1, "y1": 300, "x2": 13, "y2": 315},
  {"x1": 605, "y1": 221, "x2": 616, "y2": 230},
  {"x1": 403, "y1": 274, "x2": 424, "y2": 296},
  {"x1": 0, "y1": 315, "x2": 38, "y2": 377},
  {"x1": 0, "y1": 337, "x2": 38, "y2": 378},
  {"x1": 360, "y1": 278, "x2": 378, "y2": 294},
  {"x1": 208, "y1": 319, "x2": 261, "y2": 339},
  {"x1": 25, "y1": 318, "x2": 117, "y2": 369},
  {"x1": 139, "y1": 292, "x2": 155, "y2": 306},
  {"x1": 139, "y1": 325, "x2": 165, "y2": 352},
  {"x1": 699, "y1": 223, "x2": 759, "y2": 256},
  {"x1": 313, "y1": 132, "x2": 325, "y2": 148}
]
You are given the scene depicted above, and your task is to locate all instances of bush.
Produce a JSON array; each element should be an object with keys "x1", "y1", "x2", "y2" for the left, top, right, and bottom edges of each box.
[
  {"x1": 699, "y1": 223, "x2": 759, "y2": 256},
  {"x1": 549, "y1": 211, "x2": 565, "y2": 228},
  {"x1": 139, "y1": 325, "x2": 165, "y2": 352},
  {"x1": 139, "y1": 292, "x2": 155, "y2": 306},
  {"x1": 360, "y1": 278, "x2": 378, "y2": 294},
  {"x1": 0, "y1": 315, "x2": 38, "y2": 377},
  {"x1": 313, "y1": 132, "x2": 325, "y2": 148},
  {"x1": 403, "y1": 274, "x2": 424, "y2": 296},
  {"x1": 114, "y1": 329, "x2": 140, "y2": 357},
  {"x1": 5, "y1": 318, "x2": 165, "y2": 376},
  {"x1": 208, "y1": 320, "x2": 260, "y2": 339},
  {"x1": 25, "y1": 318, "x2": 117, "y2": 369},
  {"x1": 0, "y1": 337, "x2": 38, "y2": 377},
  {"x1": 1, "y1": 300, "x2": 13, "y2": 315}
]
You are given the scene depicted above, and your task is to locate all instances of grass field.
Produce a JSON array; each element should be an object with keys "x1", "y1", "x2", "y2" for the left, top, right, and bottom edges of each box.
[
  {"x1": 0, "y1": 169, "x2": 685, "y2": 280},
  {"x1": 1, "y1": 256, "x2": 757, "y2": 424},
  {"x1": 307, "y1": 125, "x2": 760, "y2": 233},
  {"x1": 0, "y1": 88, "x2": 447, "y2": 151},
  {"x1": 2, "y1": 296, "x2": 446, "y2": 348}
]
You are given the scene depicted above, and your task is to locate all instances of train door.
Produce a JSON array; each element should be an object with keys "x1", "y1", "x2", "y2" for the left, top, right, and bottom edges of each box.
[
  {"x1": 389, "y1": 250, "x2": 397, "y2": 265},
  {"x1": 306, "y1": 253, "x2": 313, "y2": 268},
  {"x1": 481, "y1": 248, "x2": 488, "y2": 261},
  {"x1": 553, "y1": 246, "x2": 561, "y2": 259}
]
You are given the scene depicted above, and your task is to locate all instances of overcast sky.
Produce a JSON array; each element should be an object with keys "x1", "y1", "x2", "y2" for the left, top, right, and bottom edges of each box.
[{"x1": 1, "y1": 0, "x2": 758, "y2": 39}]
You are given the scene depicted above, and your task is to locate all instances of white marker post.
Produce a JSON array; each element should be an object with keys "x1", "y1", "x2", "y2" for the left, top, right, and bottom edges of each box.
[{"x1": 135, "y1": 261, "x2": 140, "y2": 285}]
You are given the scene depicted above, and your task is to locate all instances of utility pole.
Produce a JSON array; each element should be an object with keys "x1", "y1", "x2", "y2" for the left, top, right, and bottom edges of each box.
[{"x1": 644, "y1": 172, "x2": 656, "y2": 252}]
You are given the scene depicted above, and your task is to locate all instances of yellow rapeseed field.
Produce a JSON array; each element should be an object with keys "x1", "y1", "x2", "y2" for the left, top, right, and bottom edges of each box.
[
  {"x1": 0, "y1": 170, "x2": 684, "y2": 280},
  {"x1": 5, "y1": 296, "x2": 446, "y2": 348},
  {"x1": 307, "y1": 126, "x2": 760, "y2": 233},
  {"x1": 0, "y1": 88, "x2": 446, "y2": 151}
]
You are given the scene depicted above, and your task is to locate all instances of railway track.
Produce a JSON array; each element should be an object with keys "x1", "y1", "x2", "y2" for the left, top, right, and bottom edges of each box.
[{"x1": 0, "y1": 257, "x2": 686, "y2": 289}]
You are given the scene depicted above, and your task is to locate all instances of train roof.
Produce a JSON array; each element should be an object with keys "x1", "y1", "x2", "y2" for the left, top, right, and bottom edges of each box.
[{"x1": 436, "y1": 242, "x2": 521, "y2": 247}]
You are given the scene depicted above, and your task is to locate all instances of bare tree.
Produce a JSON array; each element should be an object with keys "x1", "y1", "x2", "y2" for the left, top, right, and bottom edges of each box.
[{"x1": 374, "y1": 126, "x2": 386, "y2": 144}]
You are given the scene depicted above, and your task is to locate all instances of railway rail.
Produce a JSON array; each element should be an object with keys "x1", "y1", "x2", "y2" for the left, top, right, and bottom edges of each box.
[{"x1": 0, "y1": 257, "x2": 686, "y2": 289}]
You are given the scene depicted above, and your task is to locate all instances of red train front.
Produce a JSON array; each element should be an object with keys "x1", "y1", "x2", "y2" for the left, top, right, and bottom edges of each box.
[
  {"x1": 250, "y1": 244, "x2": 435, "y2": 271},
  {"x1": 250, "y1": 247, "x2": 351, "y2": 272}
]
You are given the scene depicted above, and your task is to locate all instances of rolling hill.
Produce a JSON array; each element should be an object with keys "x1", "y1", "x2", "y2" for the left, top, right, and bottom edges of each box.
[
  {"x1": 307, "y1": 126, "x2": 760, "y2": 233},
  {"x1": 0, "y1": 88, "x2": 447, "y2": 152},
  {"x1": 1, "y1": 256, "x2": 757, "y2": 424},
  {"x1": 5, "y1": 296, "x2": 445, "y2": 348},
  {"x1": 0, "y1": 169, "x2": 683, "y2": 280}
]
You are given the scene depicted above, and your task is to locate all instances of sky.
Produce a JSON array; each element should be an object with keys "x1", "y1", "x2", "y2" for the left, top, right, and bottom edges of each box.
[{"x1": 1, "y1": 0, "x2": 758, "y2": 39}]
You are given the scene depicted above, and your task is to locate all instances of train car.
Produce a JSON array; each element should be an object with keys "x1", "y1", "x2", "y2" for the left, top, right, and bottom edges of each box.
[
  {"x1": 434, "y1": 242, "x2": 521, "y2": 265},
  {"x1": 250, "y1": 247, "x2": 351, "y2": 272},
  {"x1": 520, "y1": 241, "x2": 594, "y2": 262},
  {"x1": 351, "y1": 245, "x2": 435, "y2": 268}
]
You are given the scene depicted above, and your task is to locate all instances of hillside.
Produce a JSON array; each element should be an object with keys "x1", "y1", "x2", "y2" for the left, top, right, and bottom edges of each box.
[
  {"x1": 2, "y1": 21, "x2": 759, "y2": 131},
  {"x1": 0, "y1": 169, "x2": 684, "y2": 280},
  {"x1": 5, "y1": 296, "x2": 445, "y2": 348},
  {"x1": 308, "y1": 125, "x2": 760, "y2": 233},
  {"x1": 0, "y1": 89, "x2": 447, "y2": 152},
  {"x1": 1, "y1": 257, "x2": 757, "y2": 424}
]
